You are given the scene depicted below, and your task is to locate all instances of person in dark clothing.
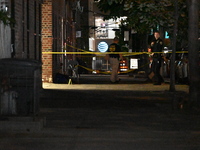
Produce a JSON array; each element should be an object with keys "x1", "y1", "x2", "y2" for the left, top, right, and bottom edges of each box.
[{"x1": 150, "y1": 31, "x2": 164, "y2": 85}]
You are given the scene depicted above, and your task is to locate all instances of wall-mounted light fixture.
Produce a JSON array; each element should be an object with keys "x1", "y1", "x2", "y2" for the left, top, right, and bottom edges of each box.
[{"x1": 0, "y1": 2, "x2": 8, "y2": 12}]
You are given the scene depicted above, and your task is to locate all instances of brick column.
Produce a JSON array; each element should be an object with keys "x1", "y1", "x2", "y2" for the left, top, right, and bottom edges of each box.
[{"x1": 42, "y1": 0, "x2": 52, "y2": 82}]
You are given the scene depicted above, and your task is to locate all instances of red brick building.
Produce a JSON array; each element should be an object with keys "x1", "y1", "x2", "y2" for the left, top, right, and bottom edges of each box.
[
  {"x1": 1, "y1": 0, "x2": 91, "y2": 83},
  {"x1": 41, "y1": 0, "x2": 86, "y2": 82},
  {"x1": 41, "y1": 0, "x2": 53, "y2": 82}
]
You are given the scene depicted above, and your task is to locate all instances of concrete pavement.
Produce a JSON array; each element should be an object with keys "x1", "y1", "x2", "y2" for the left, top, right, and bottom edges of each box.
[
  {"x1": 43, "y1": 74, "x2": 189, "y2": 92},
  {"x1": 1, "y1": 75, "x2": 199, "y2": 150}
]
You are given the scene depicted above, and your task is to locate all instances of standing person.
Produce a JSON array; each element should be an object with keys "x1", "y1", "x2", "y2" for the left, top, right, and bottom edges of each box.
[
  {"x1": 150, "y1": 31, "x2": 164, "y2": 85},
  {"x1": 106, "y1": 37, "x2": 123, "y2": 83}
]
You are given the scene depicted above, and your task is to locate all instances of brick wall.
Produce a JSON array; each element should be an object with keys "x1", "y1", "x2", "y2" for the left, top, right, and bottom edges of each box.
[
  {"x1": 41, "y1": 0, "x2": 82, "y2": 82},
  {"x1": 42, "y1": 0, "x2": 53, "y2": 82}
]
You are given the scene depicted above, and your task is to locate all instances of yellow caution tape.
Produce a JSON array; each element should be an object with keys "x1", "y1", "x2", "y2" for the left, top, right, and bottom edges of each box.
[
  {"x1": 42, "y1": 51, "x2": 191, "y2": 56},
  {"x1": 43, "y1": 44, "x2": 199, "y2": 56},
  {"x1": 43, "y1": 47, "x2": 191, "y2": 56},
  {"x1": 65, "y1": 44, "x2": 191, "y2": 54}
]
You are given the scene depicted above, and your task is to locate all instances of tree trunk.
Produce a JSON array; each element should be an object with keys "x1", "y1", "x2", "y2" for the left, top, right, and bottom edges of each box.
[
  {"x1": 170, "y1": 0, "x2": 178, "y2": 92},
  {"x1": 188, "y1": 0, "x2": 200, "y2": 104}
]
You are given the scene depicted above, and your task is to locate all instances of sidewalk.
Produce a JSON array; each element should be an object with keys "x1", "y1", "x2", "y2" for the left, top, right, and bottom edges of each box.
[
  {"x1": 43, "y1": 74, "x2": 189, "y2": 93},
  {"x1": 43, "y1": 82, "x2": 189, "y2": 92},
  {"x1": 1, "y1": 75, "x2": 198, "y2": 150}
]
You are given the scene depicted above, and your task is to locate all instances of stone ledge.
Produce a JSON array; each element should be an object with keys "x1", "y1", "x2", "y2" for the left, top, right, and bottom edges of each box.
[{"x1": 0, "y1": 116, "x2": 46, "y2": 132}]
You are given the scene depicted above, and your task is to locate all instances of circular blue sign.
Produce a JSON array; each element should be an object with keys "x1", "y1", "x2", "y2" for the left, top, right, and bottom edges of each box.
[{"x1": 98, "y1": 41, "x2": 108, "y2": 52}]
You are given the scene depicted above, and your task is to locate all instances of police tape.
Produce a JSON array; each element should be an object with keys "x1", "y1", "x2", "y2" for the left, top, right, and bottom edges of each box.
[
  {"x1": 65, "y1": 44, "x2": 190, "y2": 54},
  {"x1": 43, "y1": 43, "x2": 198, "y2": 56},
  {"x1": 45, "y1": 43, "x2": 193, "y2": 54},
  {"x1": 42, "y1": 51, "x2": 141, "y2": 55},
  {"x1": 42, "y1": 51, "x2": 189, "y2": 56}
]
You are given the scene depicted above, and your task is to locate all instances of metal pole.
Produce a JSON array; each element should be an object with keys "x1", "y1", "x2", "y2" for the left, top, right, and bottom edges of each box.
[
  {"x1": 188, "y1": 0, "x2": 200, "y2": 104},
  {"x1": 61, "y1": 17, "x2": 64, "y2": 74}
]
